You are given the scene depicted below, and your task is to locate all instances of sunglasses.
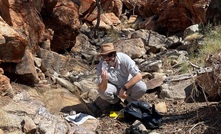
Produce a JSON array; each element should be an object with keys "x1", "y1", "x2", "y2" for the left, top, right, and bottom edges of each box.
[{"x1": 101, "y1": 52, "x2": 115, "y2": 59}]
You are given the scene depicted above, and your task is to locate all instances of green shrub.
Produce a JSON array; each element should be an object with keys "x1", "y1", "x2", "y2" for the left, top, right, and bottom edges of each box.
[{"x1": 189, "y1": 25, "x2": 221, "y2": 67}]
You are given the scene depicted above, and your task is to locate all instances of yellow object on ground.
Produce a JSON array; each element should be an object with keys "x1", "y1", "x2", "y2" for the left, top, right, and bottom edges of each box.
[{"x1": 109, "y1": 111, "x2": 124, "y2": 118}]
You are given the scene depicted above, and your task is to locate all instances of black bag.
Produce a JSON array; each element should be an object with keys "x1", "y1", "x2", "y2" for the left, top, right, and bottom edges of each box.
[{"x1": 123, "y1": 100, "x2": 163, "y2": 129}]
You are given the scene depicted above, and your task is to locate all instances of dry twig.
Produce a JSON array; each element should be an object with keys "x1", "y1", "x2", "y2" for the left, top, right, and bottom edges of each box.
[{"x1": 188, "y1": 121, "x2": 204, "y2": 134}]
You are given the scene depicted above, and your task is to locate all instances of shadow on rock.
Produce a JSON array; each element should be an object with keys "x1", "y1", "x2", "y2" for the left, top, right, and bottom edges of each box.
[{"x1": 60, "y1": 96, "x2": 124, "y2": 117}]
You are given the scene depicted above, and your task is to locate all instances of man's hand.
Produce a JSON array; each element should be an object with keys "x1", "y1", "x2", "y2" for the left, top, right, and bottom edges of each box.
[
  {"x1": 98, "y1": 70, "x2": 108, "y2": 92},
  {"x1": 119, "y1": 88, "x2": 128, "y2": 99},
  {"x1": 101, "y1": 69, "x2": 108, "y2": 81}
]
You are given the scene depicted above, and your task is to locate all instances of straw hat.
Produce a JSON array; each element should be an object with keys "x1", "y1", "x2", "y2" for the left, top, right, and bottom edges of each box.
[{"x1": 98, "y1": 43, "x2": 116, "y2": 56}]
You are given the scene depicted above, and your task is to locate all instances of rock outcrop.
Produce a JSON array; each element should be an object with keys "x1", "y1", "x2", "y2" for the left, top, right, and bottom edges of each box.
[{"x1": 0, "y1": 0, "x2": 221, "y2": 133}]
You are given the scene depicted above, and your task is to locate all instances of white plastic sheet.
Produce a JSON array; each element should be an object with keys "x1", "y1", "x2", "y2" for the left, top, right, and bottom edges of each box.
[{"x1": 65, "y1": 113, "x2": 96, "y2": 125}]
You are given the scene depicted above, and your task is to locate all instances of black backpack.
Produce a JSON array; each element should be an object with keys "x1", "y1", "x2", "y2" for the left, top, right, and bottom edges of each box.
[{"x1": 123, "y1": 100, "x2": 163, "y2": 130}]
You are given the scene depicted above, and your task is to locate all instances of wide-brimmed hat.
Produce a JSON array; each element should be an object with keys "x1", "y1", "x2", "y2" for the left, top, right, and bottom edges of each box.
[{"x1": 98, "y1": 43, "x2": 116, "y2": 56}]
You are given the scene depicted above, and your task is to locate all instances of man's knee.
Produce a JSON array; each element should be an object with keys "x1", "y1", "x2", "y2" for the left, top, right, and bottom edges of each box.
[
  {"x1": 99, "y1": 95, "x2": 119, "y2": 104},
  {"x1": 135, "y1": 81, "x2": 147, "y2": 92},
  {"x1": 98, "y1": 90, "x2": 119, "y2": 104}
]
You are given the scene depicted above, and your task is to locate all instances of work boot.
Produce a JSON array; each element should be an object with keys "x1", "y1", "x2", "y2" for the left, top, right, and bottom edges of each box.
[
  {"x1": 110, "y1": 99, "x2": 124, "y2": 111},
  {"x1": 93, "y1": 97, "x2": 112, "y2": 116}
]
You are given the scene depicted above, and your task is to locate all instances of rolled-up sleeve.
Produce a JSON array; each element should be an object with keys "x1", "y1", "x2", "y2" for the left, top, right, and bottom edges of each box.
[
  {"x1": 130, "y1": 64, "x2": 140, "y2": 76},
  {"x1": 123, "y1": 54, "x2": 140, "y2": 76}
]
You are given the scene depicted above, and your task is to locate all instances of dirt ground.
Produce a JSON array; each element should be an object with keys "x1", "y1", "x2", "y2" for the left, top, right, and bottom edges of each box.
[{"x1": 96, "y1": 91, "x2": 221, "y2": 134}]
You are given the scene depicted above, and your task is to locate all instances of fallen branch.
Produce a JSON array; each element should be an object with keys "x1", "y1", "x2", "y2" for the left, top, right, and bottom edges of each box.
[
  {"x1": 93, "y1": 0, "x2": 101, "y2": 38},
  {"x1": 165, "y1": 73, "x2": 197, "y2": 82},
  {"x1": 165, "y1": 66, "x2": 216, "y2": 82},
  {"x1": 189, "y1": 62, "x2": 202, "y2": 69},
  {"x1": 188, "y1": 121, "x2": 204, "y2": 134}
]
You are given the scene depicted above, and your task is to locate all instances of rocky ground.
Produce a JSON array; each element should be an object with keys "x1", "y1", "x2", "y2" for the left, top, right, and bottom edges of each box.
[
  {"x1": 1, "y1": 67, "x2": 221, "y2": 134},
  {"x1": 96, "y1": 91, "x2": 221, "y2": 134}
]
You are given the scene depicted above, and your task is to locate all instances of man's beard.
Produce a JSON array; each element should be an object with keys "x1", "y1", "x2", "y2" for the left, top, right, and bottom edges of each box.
[{"x1": 108, "y1": 57, "x2": 116, "y2": 67}]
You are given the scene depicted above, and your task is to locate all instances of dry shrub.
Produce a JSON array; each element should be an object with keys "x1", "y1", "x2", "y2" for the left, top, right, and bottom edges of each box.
[{"x1": 196, "y1": 52, "x2": 221, "y2": 100}]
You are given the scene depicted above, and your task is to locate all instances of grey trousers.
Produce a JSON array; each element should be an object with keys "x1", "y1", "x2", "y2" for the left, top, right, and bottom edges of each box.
[{"x1": 98, "y1": 80, "x2": 147, "y2": 104}]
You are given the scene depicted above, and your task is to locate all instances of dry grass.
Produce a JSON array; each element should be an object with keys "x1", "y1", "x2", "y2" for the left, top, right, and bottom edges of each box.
[{"x1": 190, "y1": 25, "x2": 221, "y2": 67}]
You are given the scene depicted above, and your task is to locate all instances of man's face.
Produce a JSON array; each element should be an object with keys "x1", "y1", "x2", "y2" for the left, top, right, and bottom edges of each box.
[{"x1": 101, "y1": 52, "x2": 116, "y2": 64}]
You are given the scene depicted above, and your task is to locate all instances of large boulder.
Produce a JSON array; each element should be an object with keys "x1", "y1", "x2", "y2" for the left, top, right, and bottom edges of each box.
[
  {"x1": 0, "y1": 17, "x2": 27, "y2": 63},
  {"x1": 43, "y1": 0, "x2": 81, "y2": 52},
  {"x1": 0, "y1": 0, "x2": 45, "y2": 52}
]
